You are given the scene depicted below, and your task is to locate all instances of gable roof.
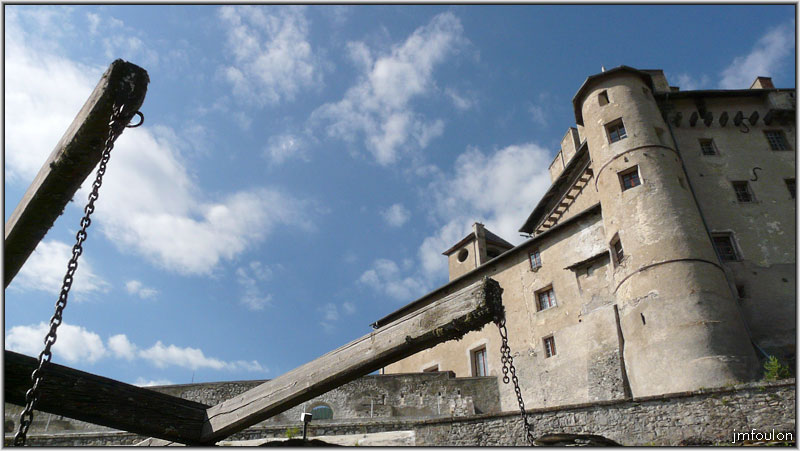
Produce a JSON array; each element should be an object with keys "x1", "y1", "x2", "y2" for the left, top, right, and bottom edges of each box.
[
  {"x1": 441, "y1": 226, "x2": 514, "y2": 256},
  {"x1": 572, "y1": 65, "x2": 655, "y2": 126}
]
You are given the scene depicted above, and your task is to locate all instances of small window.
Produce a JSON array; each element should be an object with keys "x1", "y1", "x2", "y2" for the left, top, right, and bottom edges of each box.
[
  {"x1": 598, "y1": 90, "x2": 609, "y2": 106},
  {"x1": 699, "y1": 138, "x2": 718, "y2": 155},
  {"x1": 536, "y1": 287, "x2": 557, "y2": 311},
  {"x1": 765, "y1": 130, "x2": 790, "y2": 151},
  {"x1": 457, "y1": 248, "x2": 469, "y2": 263},
  {"x1": 423, "y1": 365, "x2": 439, "y2": 373},
  {"x1": 732, "y1": 181, "x2": 754, "y2": 202},
  {"x1": 543, "y1": 336, "x2": 556, "y2": 358},
  {"x1": 471, "y1": 347, "x2": 487, "y2": 377},
  {"x1": 785, "y1": 178, "x2": 795, "y2": 199},
  {"x1": 529, "y1": 250, "x2": 542, "y2": 270},
  {"x1": 619, "y1": 166, "x2": 641, "y2": 191},
  {"x1": 611, "y1": 236, "x2": 624, "y2": 266},
  {"x1": 606, "y1": 119, "x2": 627, "y2": 143},
  {"x1": 712, "y1": 233, "x2": 741, "y2": 261}
]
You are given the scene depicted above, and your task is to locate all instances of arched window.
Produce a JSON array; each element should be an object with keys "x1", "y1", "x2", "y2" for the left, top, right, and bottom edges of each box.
[{"x1": 310, "y1": 404, "x2": 333, "y2": 420}]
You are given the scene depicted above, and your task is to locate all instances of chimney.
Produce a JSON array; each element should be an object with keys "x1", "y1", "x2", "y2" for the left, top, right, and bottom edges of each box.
[
  {"x1": 749, "y1": 76, "x2": 774, "y2": 90},
  {"x1": 472, "y1": 223, "x2": 488, "y2": 265}
]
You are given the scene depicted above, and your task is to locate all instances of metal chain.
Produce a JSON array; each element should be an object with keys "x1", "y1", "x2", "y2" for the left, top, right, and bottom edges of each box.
[
  {"x1": 13, "y1": 102, "x2": 138, "y2": 446},
  {"x1": 497, "y1": 318, "x2": 535, "y2": 446}
]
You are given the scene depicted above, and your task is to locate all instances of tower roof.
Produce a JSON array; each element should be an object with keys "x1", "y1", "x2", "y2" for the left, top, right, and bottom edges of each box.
[
  {"x1": 572, "y1": 65, "x2": 655, "y2": 126},
  {"x1": 441, "y1": 226, "x2": 514, "y2": 256}
]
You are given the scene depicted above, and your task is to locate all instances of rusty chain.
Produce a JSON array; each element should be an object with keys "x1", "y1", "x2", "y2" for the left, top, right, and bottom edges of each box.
[
  {"x1": 13, "y1": 102, "x2": 142, "y2": 446},
  {"x1": 496, "y1": 317, "x2": 535, "y2": 446}
]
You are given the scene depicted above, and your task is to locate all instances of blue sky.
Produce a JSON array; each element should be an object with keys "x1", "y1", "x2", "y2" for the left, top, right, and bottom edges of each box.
[{"x1": 4, "y1": 5, "x2": 795, "y2": 387}]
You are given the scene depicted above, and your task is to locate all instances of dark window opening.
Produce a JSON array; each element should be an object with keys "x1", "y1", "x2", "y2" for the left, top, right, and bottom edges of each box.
[
  {"x1": 765, "y1": 130, "x2": 791, "y2": 151},
  {"x1": 712, "y1": 233, "x2": 740, "y2": 261},
  {"x1": 423, "y1": 365, "x2": 439, "y2": 372},
  {"x1": 598, "y1": 90, "x2": 609, "y2": 106},
  {"x1": 786, "y1": 178, "x2": 795, "y2": 199},
  {"x1": 606, "y1": 119, "x2": 627, "y2": 143},
  {"x1": 619, "y1": 166, "x2": 641, "y2": 191},
  {"x1": 699, "y1": 138, "x2": 718, "y2": 155},
  {"x1": 543, "y1": 336, "x2": 556, "y2": 358},
  {"x1": 537, "y1": 287, "x2": 557, "y2": 311},
  {"x1": 612, "y1": 238, "x2": 624, "y2": 265},
  {"x1": 457, "y1": 248, "x2": 469, "y2": 263},
  {"x1": 471, "y1": 347, "x2": 487, "y2": 377},
  {"x1": 732, "y1": 181, "x2": 754, "y2": 202}
]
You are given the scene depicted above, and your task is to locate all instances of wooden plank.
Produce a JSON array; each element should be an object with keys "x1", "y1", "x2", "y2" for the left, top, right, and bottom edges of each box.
[
  {"x1": 4, "y1": 350, "x2": 208, "y2": 445},
  {"x1": 198, "y1": 277, "x2": 504, "y2": 444},
  {"x1": 4, "y1": 59, "x2": 149, "y2": 287}
]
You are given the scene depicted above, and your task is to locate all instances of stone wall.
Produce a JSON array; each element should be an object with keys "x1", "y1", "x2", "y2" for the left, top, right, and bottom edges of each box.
[
  {"x1": 6, "y1": 379, "x2": 793, "y2": 446},
  {"x1": 414, "y1": 379, "x2": 796, "y2": 446}
]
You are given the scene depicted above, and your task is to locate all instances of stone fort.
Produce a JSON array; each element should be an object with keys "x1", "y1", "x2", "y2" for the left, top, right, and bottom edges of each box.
[{"x1": 5, "y1": 66, "x2": 795, "y2": 446}]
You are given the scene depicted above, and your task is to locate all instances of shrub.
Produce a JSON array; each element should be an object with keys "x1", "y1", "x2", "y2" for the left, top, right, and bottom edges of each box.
[
  {"x1": 763, "y1": 356, "x2": 791, "y2": 381},
  {"x1": 285, "y1": 427, "x2": 301, "y2": 439}
]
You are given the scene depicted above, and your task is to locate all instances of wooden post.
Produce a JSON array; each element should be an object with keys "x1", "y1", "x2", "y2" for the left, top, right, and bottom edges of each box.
[
  {"x1": 197, "y1": 277, "x2": 504, "y2": 444},
  {"x1": 4, "y1": 350, "x2": 208, "y2": 445},
  {"x1": 4, "y1": 59, "x2": 149, "y2": 287}
]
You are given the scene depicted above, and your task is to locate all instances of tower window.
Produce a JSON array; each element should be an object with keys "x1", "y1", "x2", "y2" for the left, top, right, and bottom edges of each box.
[
  {"x1": 605, "y1": 119, "x2": 627, "y2": 143},
  {"x1": 598, "y1": 90, "x2": 609, "y2": 106},
  {"x1": 529, "y1": 250, "x2": 542, "y2": 270},
  {"x1": 732, "y1": 181, "x2": 754, "y2": 203},
  {"x1": 712, "y1": 233, "x2": 741, "y2": 261},
  {"x1": 536, "y1": 287, "x2": 557, "y2": 311},
  {"x1": 618, "y1": 166, "x2": 641, "y2": 191},
  {"x1": 611, "y1": 235, "x2": 624, "y2": 266},
  {"x1": 699, "y1": 138, "x2": 718, "y2": 155},
  {"x1": 543, "y1": 336, "x2": 557, "y2": 358},
  {"x1": 471, "y1": 347, "x2": 487, "y2": 376},
  {"x1": 765, "y1": 130, "x2": 790, "y2": 151},
  {"x1": 457, "y1": 248, "x2": 469, "y2": 263},
  {"x1": 786, "y1": 178, "x2": 796, "y2": 199}
]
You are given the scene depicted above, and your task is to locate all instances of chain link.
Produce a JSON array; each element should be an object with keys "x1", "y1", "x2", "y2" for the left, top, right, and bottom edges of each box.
[
  {"x1": 13, "y1": 102, "x2": 135, "y2": 446},
  {"x1": 497, "y1": 318, "x2": 535, "y2": 446}
]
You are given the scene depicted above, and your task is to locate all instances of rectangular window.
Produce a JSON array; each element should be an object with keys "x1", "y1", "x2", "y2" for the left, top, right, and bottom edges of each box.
[
  {"x1": 606, "y1": 119, "x2": 627, "y2": 143},
  {"x1": 619, "y1": 166, "x2": 641, "y2": 191},
  {"x1": 529, "y1": 250, "x2": 542, "y2": 270},
  {"x1": 537, "y1": 287, "x2": 557, "y2": 311},
  {"x1": 699, "y1": 138, "x2": 718, "y2": 155},
  {"x1": 765, "y1": 130, "x2": 790, "y2": 151},
  {"x1": 786, "y1": 178, "x2": 796, "y2": 199},
  {"x1": 471, "y1": 347, "x2": 487, "y2": 377},
  {"x1": 598, "y1": 90, "x2": 609, "y2": 106},
  {"x1": 543, "y1": 336, "x2": 556, "y2": 358},
  {"x1": 732, "y1": 181, "x2": 754, "y2": 202},
  {"x1": 712, "y1": 233, "x2": 740, "y2": 261},
  {"x1": 612, "y1": 238, "x2": 624, "y2": 265}
]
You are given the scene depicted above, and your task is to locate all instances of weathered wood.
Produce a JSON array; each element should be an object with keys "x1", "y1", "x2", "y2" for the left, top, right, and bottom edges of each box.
[
  {"x1": 4, "y1": 59, "x2": 149, "y2": 287},
  {"x1": 198, "y1": 277, "x2": 504, "y2": 444},
  {"x1": 4, "y1": 350, "x2": 208, "y2": 444}
]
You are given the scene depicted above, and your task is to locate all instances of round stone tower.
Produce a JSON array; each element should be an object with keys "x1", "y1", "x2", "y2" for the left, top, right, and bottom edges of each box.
[{"x1": 574, "y1": 67, "x2": 758, "y2": 396}]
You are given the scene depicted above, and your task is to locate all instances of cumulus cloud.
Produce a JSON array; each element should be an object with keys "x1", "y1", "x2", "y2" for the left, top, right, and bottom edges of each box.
[
  {"x1": 719, "y1": 23, "x2": 794, "y2": 89},
  {"x1": 108, "y1": 334, "x2": 138, "y2": 360},
  {"x1": 264, "y1": 134, "x2": 308, "y2": 165},
  {"x1": 382, "y1": 203, "x2": 411, "y2": 227},
  {"x1": 236, "y1": 261, "x2": 274, "y2": 310},
  {"x1": 219, "y1": 5, "x2": 320, "y2": 106},
  {"x1": 125, "y1": 280, "x2": 158, "y2": 300},
  {"x1": 5, "y1": 9, "x2": 314, "y2": 277},
  {"x1": 359, "y1": 143, "x2": 553, "y2": 298},
  {"x1": 312, "y1": 12, "x2": 466, "y2": 165},
  {"x1": 6, "y1": 322, "x2": 107, "y2": 364},
  {"x1": 10, "y1": 240, "x2": 110, "y2": 299}
]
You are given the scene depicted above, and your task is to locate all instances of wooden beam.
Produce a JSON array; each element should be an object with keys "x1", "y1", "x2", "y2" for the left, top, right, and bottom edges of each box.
[
  {"x1": 4, "y1": 59, "x2": 149, "y2": 287},
  {"x1": 198, "y1": 277, "x2": 504, "y2": 444},
  {"x1": 4, "y1": 350, "x2": 208, "y2": 445}
]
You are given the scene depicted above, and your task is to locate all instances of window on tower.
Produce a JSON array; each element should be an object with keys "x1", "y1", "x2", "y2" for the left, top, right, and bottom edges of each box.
[
  {"x1": 712, "y1": 233, "x2": 741, "y2": 261},
  {"x1": 618, "y1": 166, "x2": 641, "y2": 191},
  {"x1": 605, "y1": 118, "x2": 627, "y2": 143}
]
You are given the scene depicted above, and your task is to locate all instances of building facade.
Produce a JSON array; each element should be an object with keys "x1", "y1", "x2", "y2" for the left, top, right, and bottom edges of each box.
[{"x1": 374, "y1": 66, "x2": 796, "y2": 412}]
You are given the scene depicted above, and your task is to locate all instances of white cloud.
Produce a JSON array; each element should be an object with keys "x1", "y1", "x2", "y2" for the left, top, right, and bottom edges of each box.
[
  {"x1": 6, "y1": 322, "x2": 107, "y2": 364},
  {"x1": 382, "y1": 203, "x2": 411, "y2": 227},
  {"x1": 133, "y1": 377, "x2": 174, "y2": 387},
  {"x1": 125, "y1": 280, "x2": 158, "y2": 300},
  {"x1": 312, "y1": 12, "x2": 466, "y2": 165},
  {"x1": 219, "y1": 6, "x2": 320, "y2": 107},
  {"x1": 236, "y1": 261, "x2": 274, "y2": 310},
  {"x1": 108, "y1": 334, "x2": 138, "y2": 361},
  {"x1": 138, "y1": 341, "x2": 268, "y2": 372},
  {"x1": 719, "y1": 23, "x2": 793, "y2": 89},
  {"x1": 264, "y1": 134, "x2": 308, "y2": 165},
  {"x1": 10, "y1": 240, "x2": 110, "y2": 299},
  {"x1": 670, "y1": 72, "x2": 711, "y2": 91},
  {"x1": 359, "y1": 142, "x2": 553, "y2": 295},
  {"x1": 445, "y1": 87, "x2": 475, "y2": 111},
  {"x1": 320, "y1": 303, "x2": 340, "y2": 322},
  {"x1": 529, "y1": 105, "x2": 547, "y2": 127},
  {"x1": 5, "y1": 11, "x2": 313, "y2": 277},
  {"x1": 342, "y1": 302, "x2": 356, "y2": 315}
]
